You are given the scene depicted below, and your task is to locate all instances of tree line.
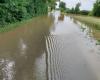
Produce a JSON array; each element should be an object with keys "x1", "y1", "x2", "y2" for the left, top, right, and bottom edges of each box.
[
  {"x1": 59, "y1": 0, "x2": 100, "y2": 17},
  {"x1": 0, "y1": 0, "x2": 57, "y2": 26}
]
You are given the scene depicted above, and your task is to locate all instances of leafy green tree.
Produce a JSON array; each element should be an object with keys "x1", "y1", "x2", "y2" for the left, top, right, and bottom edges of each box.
[
  {"x1": 0, "y1": 0, "x2": 59, "y2": 26},
  {"x1": 74, "y1": 2, "x2": 81, "y2": 14},
  {"x1": 0, "y1": 0, "x2": 49, "y2": 26},
  {"x1": 92, "y1": 0, "x2": 100, "y2": 17},
  {"x1": 80, "y1": 10, "x2": 90, "y2": 15},
  {"x1": 70, "y1": 7, "x2": 75, "y2": 13},
  {"x1": 59, "y1": 1, "x2": 66, "y2": 12},
  {"x1": 48, "y1": 0, "x2": 58, "y2": 11}
]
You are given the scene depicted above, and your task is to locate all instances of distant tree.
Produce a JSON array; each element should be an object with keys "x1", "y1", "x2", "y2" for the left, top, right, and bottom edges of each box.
[
  {"x1": 66, "y1": 8, "x2": 70, "y2": 13},
  {"x1": 74, "y1": 2, "x2": 81, "y2": 14},
  {"x1": 70, "y1": 7, "x2": 75, "y2": 13},
  {"x1": 59, "y1": 1, "x2": 66, "y2": 12},
  {"x1": 80, "y1": 10, "x2": 90, "y2": 15},
  {"x1": 92, "y1": 0, "x2": 100, "y2": 17}
]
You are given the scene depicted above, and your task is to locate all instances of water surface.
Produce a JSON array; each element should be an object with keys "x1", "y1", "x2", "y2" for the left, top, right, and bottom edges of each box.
[{"x1": 0, "y1": 11, "x2": 100, "y2": 80}]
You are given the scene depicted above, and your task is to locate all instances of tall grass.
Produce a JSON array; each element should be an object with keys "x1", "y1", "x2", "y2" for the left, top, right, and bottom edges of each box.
[{"x1": 72, "y1": 15, "x2": 100, "y2": 30}]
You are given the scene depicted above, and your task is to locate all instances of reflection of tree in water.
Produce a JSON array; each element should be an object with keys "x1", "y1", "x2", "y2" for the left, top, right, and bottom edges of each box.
[
  {"x1": 58, "y1": 13, "x2": 64, "y2": 21},
  {"x1": 0, "y1": 16, "x2": 54, "y2": 80}
]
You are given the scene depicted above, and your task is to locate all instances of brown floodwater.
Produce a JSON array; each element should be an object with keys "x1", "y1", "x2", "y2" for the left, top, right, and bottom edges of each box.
[{"x1": 0, "y1": 11, "x2": 100, "y2": 80}]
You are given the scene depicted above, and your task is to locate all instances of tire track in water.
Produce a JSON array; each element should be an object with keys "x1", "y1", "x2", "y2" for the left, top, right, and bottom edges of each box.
[{"x1": 46, "y1": 35, "x2": 64, "y2": 80}]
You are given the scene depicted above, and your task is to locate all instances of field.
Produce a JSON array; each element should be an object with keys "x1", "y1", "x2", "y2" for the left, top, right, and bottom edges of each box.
[{"x1": 72, "y1": 15, "x2": 100, "y2": 30}]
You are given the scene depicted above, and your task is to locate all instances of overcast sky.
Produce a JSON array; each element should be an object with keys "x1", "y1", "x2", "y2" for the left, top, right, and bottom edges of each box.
[{"x1": 57, "y1": 0, "x2": 96, "y2": 10}]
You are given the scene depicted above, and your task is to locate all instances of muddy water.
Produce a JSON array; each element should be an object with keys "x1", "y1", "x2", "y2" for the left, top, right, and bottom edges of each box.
[{"x1": 0, "y1": 11, "x2": 100, "y2": 80}]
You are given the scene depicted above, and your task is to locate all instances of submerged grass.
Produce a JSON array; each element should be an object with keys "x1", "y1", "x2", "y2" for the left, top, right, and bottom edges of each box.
[
  {"x1": 0, "y1": 19, "x2": 32, "y2": 33},
  {"x1": 70, "y1": 15, "x2": 100, "y2": 45},
  {"x1": 0, "y1": 16, "x2": 45, "y2": 33},
  {"x1": 72, "y1": 15, "x2": 100, "y2": 30},
  {"x1": 96, "y1": 40, "x2": 100, "y2": 45}
]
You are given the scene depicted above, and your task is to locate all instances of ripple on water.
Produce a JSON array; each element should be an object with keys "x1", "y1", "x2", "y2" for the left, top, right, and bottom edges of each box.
[{"x1": 0, "y1": 59, "x2": 15, "y2": 80}]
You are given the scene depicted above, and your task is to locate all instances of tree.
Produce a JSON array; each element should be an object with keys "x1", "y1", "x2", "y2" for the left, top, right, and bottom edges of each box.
[
  {"x1": 0, "y1": 0, "x2": 49, "y2": 26},
  {"x1": 59, "y1": 1, "x2": 66, "y2": 12},
  {"x1": 48, "y1": 0, "x2": 58, "y2": 11},
  {"x1": 92, "y1": 0, "x2": 100, "y2": 17},
  {"x1": 80, "y1": 10, "x2": 90, "y2": 15},
  {"x1": 70, "y1": 7, "x2": 75, "y2": 13},
  {"x1": 74, "y1": 2, "x2": 81, "y2": 14}
]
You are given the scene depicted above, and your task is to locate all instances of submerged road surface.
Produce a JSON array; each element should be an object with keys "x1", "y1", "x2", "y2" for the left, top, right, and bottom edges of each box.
[{"x1": 0, "y1": 11, "x2": 100, "y2": 80}]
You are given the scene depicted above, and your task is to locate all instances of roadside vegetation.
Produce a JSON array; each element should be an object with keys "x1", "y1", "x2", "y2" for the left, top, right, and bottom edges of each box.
[
  {"x1": 59, "y1": 1, "x2": 66, "y2": 12},
  {"x1": 0, "y1": 0, "x2": 57, "y2": 27},
  {"x1": 73, "y1": 15, "x2": 100, "y2": 30},
  {"x1": 0, "y1": 0, "x2": 46, "y2": 26}
]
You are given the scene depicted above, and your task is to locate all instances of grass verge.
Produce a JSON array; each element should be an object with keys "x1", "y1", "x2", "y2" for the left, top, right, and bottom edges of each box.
[
  {"x1": 0, "y1": 18, "x2": 34, "y2": 33},
  {"x1": 72, "y1": 15, "x2": 100, "y2": 30},
  {"x1": 0, "y1": 15, "x2": 46, "y2": 33}
]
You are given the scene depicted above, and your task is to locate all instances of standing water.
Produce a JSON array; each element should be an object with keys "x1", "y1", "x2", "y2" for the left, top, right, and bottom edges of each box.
[{"x1": 0, "y1": 11, "x2": 100, "y2": 80}]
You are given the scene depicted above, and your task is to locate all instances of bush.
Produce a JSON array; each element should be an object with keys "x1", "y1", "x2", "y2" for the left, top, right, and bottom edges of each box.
[
  {"x1": 0, "y1": 0, "x2": 48, "y2": 26},
  {"x1": 80, "y1": 10, "x2": 90, "y2": 15},
  {"x1": 92, "y1": 0, "x2": 100, "y2": 17}
]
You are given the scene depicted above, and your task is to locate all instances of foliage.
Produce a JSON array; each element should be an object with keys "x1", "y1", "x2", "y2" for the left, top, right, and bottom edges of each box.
[
  {"x1": 66, "y1": 3, "x2": 81, "y2": 14},
  {"x1": 0, "y1": 0, "x2": 49, "y2": 26},
  {"x1": 70, "y1": 7, "x2": 75, "y2": 13},
  {"x1": 74, "y1": 3, "x2": 81, "y2": 14},
  {"x1": 66, "y1": 8, "x2": 71, "y2": 13},
  {"x1": 80, "y1": 10, "x2": 90, "y2": 15},
  {"x1": 48, "y1": 0, "x2": 59, "y2": 11},
  {"x1": 59, "y1": 1, "x2": 66, "y2": 12},
  {"x1": 73, "y1": 15, "x2": 100, "y2": 30},
  {"x1": 88, "y1": 11, "x2": 93, "y2": 16},
  {"x1": 92, "y1": 0, "x2": 100, "y2": 17}
]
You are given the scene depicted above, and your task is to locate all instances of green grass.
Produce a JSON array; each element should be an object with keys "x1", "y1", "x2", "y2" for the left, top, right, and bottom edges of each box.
[
  {"x1": 96, "y1": 40, "x2": 100, "y2": 45},
  {"x1": 71, "y1": 15, "x2": 100, "y2": 45},
  {"x1": 72, "y1": 15, "x2": 100, "y2": 30}
]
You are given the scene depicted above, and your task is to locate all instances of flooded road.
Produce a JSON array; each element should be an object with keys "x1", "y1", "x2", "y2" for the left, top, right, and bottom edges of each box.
[{"x1": 0, "y1": 11, "x2": 100, "y2": 80}]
